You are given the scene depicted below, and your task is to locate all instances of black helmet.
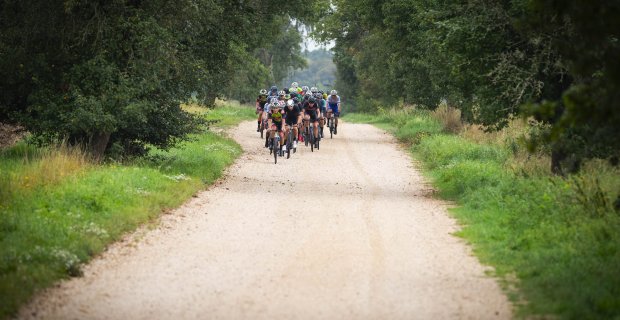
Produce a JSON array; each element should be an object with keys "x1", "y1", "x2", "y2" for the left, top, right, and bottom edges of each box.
[
  {"x1": 292, "y1": 96, "x2": 299, "y2": 102},
  {"x1": 270, "y1": 86, "x2": 278, "y2": 93},
  {"x1": 309, "y1": 97, "x2": 316, "y2": 103}
]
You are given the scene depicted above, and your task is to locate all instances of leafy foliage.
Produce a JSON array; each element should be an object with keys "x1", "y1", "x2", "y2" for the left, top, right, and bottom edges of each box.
[
  {"x1": 317, "y1": 0, "x2": 619, "y2": 171},
  {"x1": 0, "y1": 0, "x2": 328, "y2": 157}
]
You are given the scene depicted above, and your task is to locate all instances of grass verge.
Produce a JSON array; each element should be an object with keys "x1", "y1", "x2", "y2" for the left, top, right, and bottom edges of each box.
[
  {"x1": 0, "y1": 103, "x2": 254, "y2": 319},
  {"x1": 344, "y1": 109, "x2": 620, "y2": 319}
]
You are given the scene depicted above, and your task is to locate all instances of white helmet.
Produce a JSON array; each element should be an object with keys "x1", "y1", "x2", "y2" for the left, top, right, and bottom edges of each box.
[
  {"x1": 291, "y1": 82, "x2": 299, "y2": 88},
  {"x1": 277, "y1": 100, "x2": 285, "y2": 107},
  {"x1": 259, "y1": 89, "x2": 267, "y2": 95},
  {"x1": 310, "y1": 87, "x2": 318, "y2": 93},
  {"x1": 270, "y1": 98, "x2": 279, "y2": 104},
  {"x1": 330, "y1": 90, "x2": 338, "y2": 95},
  {"x1": 278, "y1": 90, "x2": 285, "y2": 96},
  {"x1": 286, "y1": 99, "x2": 294, "y2": 107}
]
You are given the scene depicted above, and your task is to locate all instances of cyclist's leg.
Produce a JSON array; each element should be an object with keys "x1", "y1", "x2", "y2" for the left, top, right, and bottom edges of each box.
[
  {"x1": 278, "y1": 127, "x2": 284, "y2": 146},
  {"x1": 266, "y1": 118, "x2": 273, "y2": 147},
  {"x1": 312, "y1": 112, "x2": 319, "y2": 138},
  {"x1": 334, "y1": 107, "x2": 339, "y2": 127}
]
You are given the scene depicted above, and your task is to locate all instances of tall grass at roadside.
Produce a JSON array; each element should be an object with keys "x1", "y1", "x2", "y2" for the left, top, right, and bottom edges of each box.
[
  {"x1": 0, "y1": 142, "x2": 90, "y2": 206},
  {"x1": 431, "y1": 103, "x2": 462, "y2": 134},
  {"x1": 0, "y1": 103, "x2": 250, "y2": 319},
  {"x1": 346, "y1": 107, "x2": 620, "y2": 318}
]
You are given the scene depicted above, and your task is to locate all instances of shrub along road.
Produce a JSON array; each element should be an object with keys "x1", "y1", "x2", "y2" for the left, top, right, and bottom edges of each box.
[{"x1": 20, "y1": 121, "x2": 511, "y2": 319}]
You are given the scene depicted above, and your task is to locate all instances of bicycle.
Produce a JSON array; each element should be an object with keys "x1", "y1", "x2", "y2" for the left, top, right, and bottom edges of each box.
[
  {"x1": 269, "y1": 133, "x2": 281, "y2": 164},
  {"x1": 326, "y1": 112, "x2": 334, "y2": 139},
  {"x1": 285, "y1": 124, "x2": 297, "y2": 159},
  {"x1": 307, "y1": 121, "x2": 320, "y2": 152},
  {"x1": 303, "y1": 118, "x2": 310, "y2": 148},
  {"x1": 260, "y1": 115, "x2": 268, "y2": 139}
]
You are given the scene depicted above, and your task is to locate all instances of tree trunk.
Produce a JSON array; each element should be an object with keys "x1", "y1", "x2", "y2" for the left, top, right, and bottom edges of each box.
[
  {"x1": 551, "y1": 144, "x2": 564, "y2": 176},
  {"x1": 90, "y1": 131, "x2": 111, "y2": 161}
]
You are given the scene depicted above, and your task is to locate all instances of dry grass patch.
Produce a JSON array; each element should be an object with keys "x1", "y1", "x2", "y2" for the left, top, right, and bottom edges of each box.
[{"x1": 431, "y1": 103, "x2": 463, "y2": 134}]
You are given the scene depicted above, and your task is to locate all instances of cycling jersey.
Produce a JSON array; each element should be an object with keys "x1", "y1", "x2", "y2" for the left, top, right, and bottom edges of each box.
[
  {"x1": 327, "y1": 95, "x2": 340, "y2": 113},
  {"x1": 303, "y1": 102, "x2": 319, "y2": 121},
  {"x1": 317, "y1": 99, "x2": 327, "y2": 113},
  {"x1": 270, "y1": 110, "x2": 284, "y2": 131},
  {"x1": 256, "y1": 95, "x2": 267, "y2": 109},
  {"x1": 284, "y1": 106, "x2": 301, "y2": 125}
]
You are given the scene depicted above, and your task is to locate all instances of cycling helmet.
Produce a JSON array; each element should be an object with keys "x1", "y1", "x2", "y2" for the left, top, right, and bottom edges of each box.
[
  {"x1": 292, "y1": 96, "x2": 299, "y2": 103},
  {"x1": 304, "y1": 92, "x2": 312, "y2": 99},
  {"x1": 310, "y1": 87, "x2": 318, "y2": 93},
  {"x1": 277, "y1": 100, "x2": 285, "y2": 108},
  {"x1": 289, "y1": 87, "x2": 297, "y2": 93},
  {"x1": 284, "y1": 94, "x2": 291, "y2": 100},
  {"x1": 278, "y1": 90, "x2": 285, "y2": 96},
  {"x1": 314, "y1": 92, "x2": 322, "y2": 99},
  {"x1": 259, "y1": 89, "x2": 267, "y2": 95},
  {"x1": 270, "y1": 97, "x2": 279, "y2": 104},
  {"x1": 286, "y1": 99, "x2": 294, "y2": 107},
  {"x1": 323, "y1": 93, "x2": 328, "y2": 99},
  {"x1": 291, "y1": 82, "x2": 299, "y2": 88},
  {"x1": 330, "y1": 90, "x2": 338, "y2": 95},
  {"x1": 309, "y1": 97, "x2": 316, "y2": 103},
  {"x1": 301, "y1": 86, "x2": 309, "y2": 92},
  {"x1": 270, "y1": 86, "x2": 278, "y2": 93}
]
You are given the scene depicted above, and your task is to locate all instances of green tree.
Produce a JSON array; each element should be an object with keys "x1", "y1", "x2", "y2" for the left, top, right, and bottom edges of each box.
[{"x1": 0, "y1": 0, "x2": 328, "y2": 157}]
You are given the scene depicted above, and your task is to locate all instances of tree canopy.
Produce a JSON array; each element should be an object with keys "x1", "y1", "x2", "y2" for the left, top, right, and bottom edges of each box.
[
  {"x1": 316, "y1": 0, "x2": 620, "y2": 173},
  {"x1": 0, "y1": 0, "x2": 328, "y2": 157}
]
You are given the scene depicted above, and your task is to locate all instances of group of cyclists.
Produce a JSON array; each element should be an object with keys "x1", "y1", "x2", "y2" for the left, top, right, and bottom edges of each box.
[{"x1": 255, "y1": 82, "x2": 341, "y2": 160}]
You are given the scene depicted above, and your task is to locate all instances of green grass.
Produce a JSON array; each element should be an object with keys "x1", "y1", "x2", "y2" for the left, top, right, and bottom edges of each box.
[
  {"x1": 346, "y1": 109, "x2": 620, "y2": 319},
  {"x1": 0, "y1": 103, "x2": 252, "y2": 319}
]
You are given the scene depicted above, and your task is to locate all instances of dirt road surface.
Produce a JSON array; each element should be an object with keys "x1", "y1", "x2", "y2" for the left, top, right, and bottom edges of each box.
[{"x1": 20, "y1": 121, "x2": 512, "y2": 319}]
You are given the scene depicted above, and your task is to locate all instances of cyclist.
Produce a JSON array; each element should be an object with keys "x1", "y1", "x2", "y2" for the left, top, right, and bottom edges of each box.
[
  {"x1": 303, "y1": 96, "x2": 321, "y2": 145},
  {"x1": 278, "y1": 90, "x2": 286, "y2": 101},
  {"x1": 256, "y1": 89, "x2": 268, "y2": 132},
  {"x1": 268, "y1": 102, "x2": 285, "y2": 152},
  {"x1": 327, "y1": 90, "x2": 341, "y2": 134},
  {"x1": 315, "y1": 92, "x2": 327, "y2": 138},
  {"x1": 263, "y1": 98, "x2": 276, "y2": 148},
  {"x1": 267, "y1": 86, "x2": 279, "y2": 100},
  {"x1": 283, "y1": 99, "x2": 301, "y2": 151}
]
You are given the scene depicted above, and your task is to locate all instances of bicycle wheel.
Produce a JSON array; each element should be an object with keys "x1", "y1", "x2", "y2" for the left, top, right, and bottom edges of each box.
[
  {"x1": 273, "y1": 139, "x2": 278, "y2": 164},
  {"x1": 286, "y1": 130, "x2": 292, "y2": 159},
  {"x1": 310, "y1": 125, "x2": 314, "y2": 152}
]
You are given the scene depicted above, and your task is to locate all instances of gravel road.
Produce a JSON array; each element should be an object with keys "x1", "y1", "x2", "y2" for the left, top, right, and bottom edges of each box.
[{"x1": 20, "y1": 120, "x2": 512, "y2": 319}]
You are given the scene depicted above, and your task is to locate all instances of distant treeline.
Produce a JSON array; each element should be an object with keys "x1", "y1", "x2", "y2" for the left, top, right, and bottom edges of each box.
[{"x1": 280, "y1": 49, "x2": 336, "y2": 91}]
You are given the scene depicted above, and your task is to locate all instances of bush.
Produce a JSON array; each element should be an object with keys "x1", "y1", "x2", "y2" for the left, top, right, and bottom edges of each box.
[{"x1": 432, "y1": 103, "x2": 463, "y2": 134}]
